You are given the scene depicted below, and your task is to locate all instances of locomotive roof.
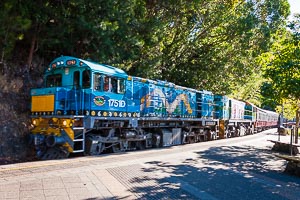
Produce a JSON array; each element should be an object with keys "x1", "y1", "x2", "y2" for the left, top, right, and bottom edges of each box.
[
  {"x1": 80, "y1": 59, "x2": 128, "y2": 78},
  {"x1": 48, "y1": 56, "x2": 128, "y2": 78},
  {"x1": 48, "y1": 56, "x2": 213, "y2": 95}
]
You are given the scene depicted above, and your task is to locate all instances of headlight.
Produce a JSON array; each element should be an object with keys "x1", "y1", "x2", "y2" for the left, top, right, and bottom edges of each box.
[
  {"x1": 61, "y1": 119, "x2": 72, "y2": 127},
  {"x1": 32, "y1": 118, "x2": 40, "y2": 126}
]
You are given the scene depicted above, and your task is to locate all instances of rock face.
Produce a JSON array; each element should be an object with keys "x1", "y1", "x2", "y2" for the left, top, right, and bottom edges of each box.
[
  {"x1": 0, "y1": 58, "x2": 47, "y2": 164},
  {"x1": 0, "y1": 73, "x2": 35, "y2": 164}
]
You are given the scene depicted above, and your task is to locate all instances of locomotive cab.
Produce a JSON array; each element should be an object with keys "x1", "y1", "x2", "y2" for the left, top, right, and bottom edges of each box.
[
  {"x1": 31, "y1": 56, "x2": 128, "y2": 116},
  {"x1": 31, "y1": 58, "x2": 91, "y2": 115}
]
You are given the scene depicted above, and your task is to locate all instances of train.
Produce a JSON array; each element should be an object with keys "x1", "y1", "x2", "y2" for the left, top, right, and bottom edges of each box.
[{"x1": 30, "y1": 56, "x2": 279, "y2": 159}]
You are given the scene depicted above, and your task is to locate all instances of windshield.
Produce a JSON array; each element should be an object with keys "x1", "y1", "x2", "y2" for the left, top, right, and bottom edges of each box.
[{"x1": 46, "y1": 74, "x2": 62, "y2": 87}]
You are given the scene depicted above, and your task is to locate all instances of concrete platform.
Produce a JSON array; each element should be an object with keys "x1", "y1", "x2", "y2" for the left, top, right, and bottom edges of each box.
[{"x1": 1, "y1": 129, "x2": 300, "y2": 200}]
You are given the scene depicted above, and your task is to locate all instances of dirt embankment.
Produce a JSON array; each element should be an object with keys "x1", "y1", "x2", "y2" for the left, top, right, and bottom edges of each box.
[{"x1": 0, "y1": 61, "x2": 43, "y2": 164}]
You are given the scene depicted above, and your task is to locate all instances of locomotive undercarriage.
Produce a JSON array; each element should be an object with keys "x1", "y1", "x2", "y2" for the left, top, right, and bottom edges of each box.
[
  {"x1": 84, "y1": 118, "x2": 218, "y2": 155},
  {"x1": 30, "y1": 116, "x2": 257, "y2": 160},
  {"x1": 224, "y1": 120, "x2": 254, "y2": 138},
  {"x1": 30, "y1": 116, "x2": 220, "y2": 159}
]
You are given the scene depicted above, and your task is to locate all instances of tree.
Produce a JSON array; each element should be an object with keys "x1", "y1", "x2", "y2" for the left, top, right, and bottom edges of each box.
[
  {"x1": 128, "y1": 0, "x2": 290, "y2": 97},
  {"x1": 2, "y1": 0, "x2": 290, "y2": 98},
  {"x1": 0, "y1": 0, "x2": 31, "y2": 65},
  {"x1": 260, "y1": 14, "x2": 300, "y2": 142}
]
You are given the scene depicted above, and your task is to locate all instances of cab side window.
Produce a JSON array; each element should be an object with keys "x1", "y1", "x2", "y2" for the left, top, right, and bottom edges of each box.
[
  {"x1": 102, "y1": 75, "x2": 125, "y2": 94},
  {"x1": 93, "y1": 73, "x2": 101, "y2": 91},
  {"x1": 103, "y1": 76, "x2": 117, "y2": 93},
  {"x1": 111, "y1": 77, "x2": 118, "y2": 93},
  {"x1": 103, "y1": 76, "x2": 110, "y2": 92},
  {"x1": 82, "y1": 70, "x2": 91, "y2": 88},
  {"x1": 46, "y1": 74, "x2": 62, "y2": 87},
  {"x1": 117, "y1": 79, "x2": 125, "y2": 94},
  {"x1": 74, "y1": 71, "x2": 80, "y2": 88}
]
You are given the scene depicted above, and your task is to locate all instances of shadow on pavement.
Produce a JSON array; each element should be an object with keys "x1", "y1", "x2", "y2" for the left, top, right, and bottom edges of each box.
[{"x1": 112, "y1": 145, "x2": 300, "y2": 200}]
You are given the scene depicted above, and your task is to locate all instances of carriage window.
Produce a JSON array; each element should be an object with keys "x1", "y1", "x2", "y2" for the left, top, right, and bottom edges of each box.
[
  {"x1": 46, "y1": 74, "x2": 62, "y2": 87},
  {"x1": 74, "y1": 71, "x2": 80, "y2": 88},
  {"x1": 82, "y1": 70, "x2": 91, "y2": 88}
]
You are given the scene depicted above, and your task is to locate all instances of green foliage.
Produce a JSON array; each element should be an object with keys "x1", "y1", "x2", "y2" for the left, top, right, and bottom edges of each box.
[
  {"x1": 259, "y1": 15, "x2": 300, "y2": 117},
  {"x1": 0, "y1": 0, "x2": 291, "y2": 104},
  {"x1": 231, "y1": 71, "x2": 265, "y2": 106},
  {"x1": 0, "y1": 0, "x2": 32, "y2": 61},
  {"x1": 276, "y1": 99, "x2": 298, "y2": 120},
  {"x1": 126, "y1": 0, "x2": 290, "y2": 97},
  {"x1": 260, "y1": 21, "x2": 300, "y2": 100}
]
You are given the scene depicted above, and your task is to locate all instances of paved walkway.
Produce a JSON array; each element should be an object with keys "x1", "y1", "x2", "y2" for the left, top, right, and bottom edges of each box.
[{"x1": 0, "y1": 129, "x2": 299, "y2": 200}]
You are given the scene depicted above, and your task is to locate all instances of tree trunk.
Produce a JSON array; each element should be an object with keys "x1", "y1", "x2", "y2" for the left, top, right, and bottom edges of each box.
[
  {"x1": 295, "y1": 109, "x2": 300, "y2": 144},
  {"x1": 27, "y1": 33, "x2": 36, "y2": 70}
]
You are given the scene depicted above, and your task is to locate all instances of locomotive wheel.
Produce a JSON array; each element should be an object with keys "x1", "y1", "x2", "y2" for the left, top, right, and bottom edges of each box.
[
  {"x1": 40, "y1": 147, "x2": 70, "y2": 160},
  {"x1": 112, "y1": 143, "x2": 122, "y2": 153},
  {"x1": 136, "y1": 141, "x2": 146, "y2": 150},
  {"x1": 187, "y1": 136, "x2": 194, "y2": 144}
]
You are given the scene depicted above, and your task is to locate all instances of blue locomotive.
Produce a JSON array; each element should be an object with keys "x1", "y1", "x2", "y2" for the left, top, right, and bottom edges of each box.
[{"x1": 30, "y1": 56, "x2": 278, "y2": 159}]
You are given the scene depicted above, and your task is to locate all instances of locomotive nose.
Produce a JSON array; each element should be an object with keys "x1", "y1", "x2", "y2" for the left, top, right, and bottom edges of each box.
[{"x1": 45, "y1": 135, "x2": 66, "y2": 147}]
